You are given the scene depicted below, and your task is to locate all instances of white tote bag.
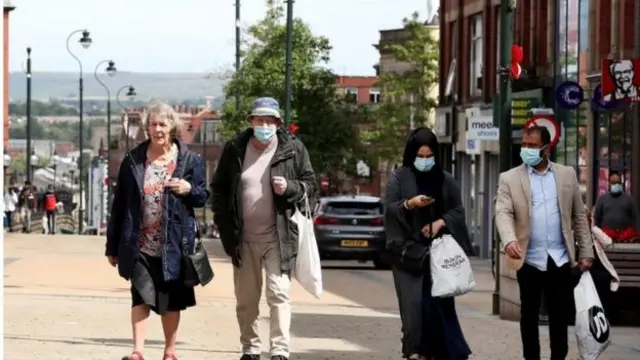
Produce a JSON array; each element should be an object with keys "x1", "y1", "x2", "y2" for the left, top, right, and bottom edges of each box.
[
  {"x1": 430, "y1": 235, "x2": 475, "y2": 298},
  {"x1": 291, "y1": 192, "x2": 323, "y2": 298},
  {"x1": 574, "y1": 271, "x2": 611, "y2": 360}
]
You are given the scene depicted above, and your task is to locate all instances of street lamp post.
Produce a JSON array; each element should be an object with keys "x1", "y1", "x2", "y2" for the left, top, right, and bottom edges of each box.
[
  {"x1": 66, "y1": 29, "x2": 92, "y2": 234},
  {"x1": 116, "y1": 85, "x2": 137, "y2": 152},
  {"x1": 94, "y1": 60, "x2": 117, "y2": 215},
  {"x1": 29, "y1": 151, "x2": 38, "y2": 183},
  {"x1": 69, "y1": 168, "x2": 76, "y2": 185},
  {"x1": 283, "y1": 0, "x2": 294, "y2": 127},
  {"x1": 51, "y1": 151, "x2": 60, "y2": 187},
  {"x1": 235, "y1": 0, "x2": 241, "y2": 113},
  {"x1": 25, "y1": 47, "x2": 32, "y2": 183},
  {"x1": 492, "y1": 0, "x2": 516, "y2": 316}
]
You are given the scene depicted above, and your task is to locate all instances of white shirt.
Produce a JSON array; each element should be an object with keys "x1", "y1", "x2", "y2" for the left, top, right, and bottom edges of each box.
[{"x1": 3, "y1": 192, "x2": 18, "y2": 212}]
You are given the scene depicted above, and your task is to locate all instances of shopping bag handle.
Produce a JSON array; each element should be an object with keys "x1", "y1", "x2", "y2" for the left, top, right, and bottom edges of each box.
[{"x1": 297, "y1": 182, "x2": 311, "y2": 221}]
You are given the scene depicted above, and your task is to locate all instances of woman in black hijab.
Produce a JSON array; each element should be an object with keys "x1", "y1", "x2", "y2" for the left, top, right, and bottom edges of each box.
[{"x1": 384, "y1": 127, "x2": 473, "y2": 360}]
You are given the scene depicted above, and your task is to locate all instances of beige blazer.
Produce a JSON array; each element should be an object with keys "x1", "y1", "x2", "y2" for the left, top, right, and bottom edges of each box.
[{"x1": 494, "y1": 162, "x2": 594, "y2": 270}]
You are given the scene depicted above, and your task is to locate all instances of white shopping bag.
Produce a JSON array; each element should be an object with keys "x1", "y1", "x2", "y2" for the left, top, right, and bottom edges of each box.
[
  {"x1": 42, "y1": 214, "x2": 49, "y2": 234},
  {"x1": 430, "y1": 235, "x2": 475, "y2": 297},
  {"x1": 291, "y1": 193, "x2": 323, "y2": 298},
  {"x1": 574, "y1": 271, "x2": 611, "y2": 360}
]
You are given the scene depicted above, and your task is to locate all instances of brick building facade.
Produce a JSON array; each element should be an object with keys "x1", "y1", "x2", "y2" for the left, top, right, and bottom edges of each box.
[
  {"x1": 439, "y1": 0, "x2": 557, "y2": 106},
  {"x1": 335, "y1": 76, "x2": 379, "y2": 105},
  {"x1": 437, "y1": 0, "x2": 640, "y2": 321},
  {"x1": 582, "y1": 0, "x2": 640, "y2": 210}
]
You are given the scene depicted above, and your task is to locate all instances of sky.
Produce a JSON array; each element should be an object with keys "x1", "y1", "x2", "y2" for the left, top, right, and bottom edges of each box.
[{"x1": 8, "y1": 0, "x2": 436, "y2": 76}]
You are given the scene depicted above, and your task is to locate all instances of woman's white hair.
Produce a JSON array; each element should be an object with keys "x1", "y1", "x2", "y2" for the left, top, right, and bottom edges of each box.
[{"x1": 141, "y1": 99, "x2": 184, "y2": 140}]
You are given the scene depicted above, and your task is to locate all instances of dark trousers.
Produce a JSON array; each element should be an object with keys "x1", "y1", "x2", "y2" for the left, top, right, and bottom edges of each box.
[
  {"x1": 5, "y1": 211, "x2": 13, "y2": 231},
  {"x1": 517, "y1": 256, "x2": 573, "y2": 360},
  {"x1": 46, "y1": 211, "x2": 55, "y2": 234}
]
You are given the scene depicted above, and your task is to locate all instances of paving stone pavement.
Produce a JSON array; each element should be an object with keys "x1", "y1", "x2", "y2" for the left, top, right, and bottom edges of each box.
[{"x1": 4, "y1": 234, "x2": 640, "y2": 360}]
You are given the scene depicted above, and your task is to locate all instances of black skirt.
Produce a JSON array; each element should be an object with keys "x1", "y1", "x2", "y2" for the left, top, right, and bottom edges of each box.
[{"x1": 130, "y1": 252, "x2": 196, "y2": 315}]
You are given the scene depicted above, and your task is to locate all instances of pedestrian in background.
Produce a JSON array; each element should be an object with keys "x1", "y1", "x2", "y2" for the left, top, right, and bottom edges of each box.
[
  {"x1": 42, "y1": 184, "x2": 58, "y2": 235},
  {"x1": 384, "y1": 127, "x2": 473, "y2": 360},
  {"x1": 586, "y1": 206, "x2": 619, "y2": 317},
  {"x1": 495, "y1": 125, "x2": 593, "y2": 360},
  {"x1": 18, "y1": 181, "x2": 38, "y2": 233},
  {"x1": 593, "y1": 170, "x2": 640, "y2": 243},
  {"x1": 106, "y1": 100, "x2": 209, "y2": 360},
  {"x1": 4, "y1": 186, "x2": 18, "y2": 231},
  {"x1": 211, "y1": 97, "x2": 317, "y2": 360}
]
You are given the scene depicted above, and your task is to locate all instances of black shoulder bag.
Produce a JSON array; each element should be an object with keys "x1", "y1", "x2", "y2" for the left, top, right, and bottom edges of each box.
[
  {"x1": 381, "y1": 204, "x2": 433, "y2": 275},
  {"x1": 178, "y1": 151, "x2": 215, "y2": 287}
]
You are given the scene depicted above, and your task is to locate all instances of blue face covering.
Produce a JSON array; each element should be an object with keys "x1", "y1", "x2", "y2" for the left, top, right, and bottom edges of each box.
[
  {"x1": 254, "y1": 126, "x2": 277, "y2": 144},
  {"x1": 520, "y1": 147, "x2": 544, "y2": 167},
  {"x1": 610, "y1": 183, "x2": 623, "y2": 194},
  {"x1": 414, "y1": 156, "x2": 435, "y2": 172}
]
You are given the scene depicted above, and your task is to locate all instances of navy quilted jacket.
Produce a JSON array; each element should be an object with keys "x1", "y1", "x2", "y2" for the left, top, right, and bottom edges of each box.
[{"x1": 106, "y1": 139, "x2": 209, "y2": 281}]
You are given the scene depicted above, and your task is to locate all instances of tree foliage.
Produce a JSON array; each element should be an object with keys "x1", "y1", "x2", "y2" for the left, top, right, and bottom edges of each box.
[
  {"x1": 220, "y1": 0, "x2": 365, "y2": 174},
  {"x1": 362, "y1": 12, "x2": 440, "y2": 162}
]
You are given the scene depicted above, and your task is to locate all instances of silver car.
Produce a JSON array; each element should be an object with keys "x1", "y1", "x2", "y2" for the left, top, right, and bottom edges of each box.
[{"x1": 313, "y1": 195, "x2": 389, "y2": 269}]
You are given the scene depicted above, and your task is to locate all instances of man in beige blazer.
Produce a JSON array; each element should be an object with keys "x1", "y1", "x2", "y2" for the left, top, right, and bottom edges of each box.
[{"x1": 495, "y1": 126, "x2": 593, "y2": 360}]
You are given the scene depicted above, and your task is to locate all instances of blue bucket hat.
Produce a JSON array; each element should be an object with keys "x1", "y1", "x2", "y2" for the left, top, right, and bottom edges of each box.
[{"x1": 249, "y1": 97, "x2": 281, "y2": 119}]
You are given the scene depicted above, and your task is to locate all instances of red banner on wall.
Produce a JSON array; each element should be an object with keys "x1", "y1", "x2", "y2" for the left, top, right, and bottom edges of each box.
[{"x1": 601, "y1": 59, "x2": 640, "y2": 102}]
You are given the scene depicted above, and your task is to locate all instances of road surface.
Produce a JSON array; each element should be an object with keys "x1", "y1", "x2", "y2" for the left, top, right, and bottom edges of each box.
[{"x1": 4, "y1": 234, "x2": 640, "y2": 359}]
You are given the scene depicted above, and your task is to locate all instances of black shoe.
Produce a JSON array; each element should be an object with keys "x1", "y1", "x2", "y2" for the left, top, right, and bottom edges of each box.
[
  {"x1": 271, "y1": 356, "x2": 288, "y2": 360},
  {"x1": 240, "y1": 355, "x2": 260, "y2": 360}
]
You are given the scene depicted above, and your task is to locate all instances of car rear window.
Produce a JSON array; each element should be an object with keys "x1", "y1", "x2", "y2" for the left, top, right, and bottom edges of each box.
[{"x1": 324, "y1": 201, "x2": 383, "y2": 215}]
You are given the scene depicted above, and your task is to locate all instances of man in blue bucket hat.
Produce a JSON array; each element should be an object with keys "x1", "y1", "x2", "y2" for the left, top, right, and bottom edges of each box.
[{"x1": 211, "y1": 97, "x2": 318, "y2": 360}]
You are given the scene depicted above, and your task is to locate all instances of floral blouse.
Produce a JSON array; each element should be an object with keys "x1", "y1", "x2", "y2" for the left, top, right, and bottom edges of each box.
[{"x1": 138, "y1": 156, "x2": 177, "y2": 257}]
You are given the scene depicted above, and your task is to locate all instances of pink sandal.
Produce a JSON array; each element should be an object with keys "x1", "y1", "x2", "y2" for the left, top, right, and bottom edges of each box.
[
  {"x1": 163, "y1": 353, "x2": 178, "y2": 360},
  {"x1": 122, "y1": 351, "x2": 145, "y2": 360}
]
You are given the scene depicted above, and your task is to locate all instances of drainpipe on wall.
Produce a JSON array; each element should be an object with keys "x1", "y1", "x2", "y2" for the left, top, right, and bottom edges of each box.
[{"x1": 633, "y1": 0, "x2": 640, "y2": 202}]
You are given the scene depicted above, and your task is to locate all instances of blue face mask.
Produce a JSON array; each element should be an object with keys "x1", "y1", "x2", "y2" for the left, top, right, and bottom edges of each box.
[
  {"x1": 520, "y1": 147, "x2": 544, "y2": 167},
  {"x1": 414, "y1": 156, "x2": 435, "y2": 172},
  {"x1": 254, "y1": 126, "x2": 277, "y2": 144},
  {"x1": 610, "y1": 183, "x2": 623, "y2": 194}
]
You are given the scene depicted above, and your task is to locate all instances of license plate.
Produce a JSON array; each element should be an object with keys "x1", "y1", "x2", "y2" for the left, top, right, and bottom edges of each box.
[{"x1": 340, "y1": 240, "x2": 368, "y2": 247}]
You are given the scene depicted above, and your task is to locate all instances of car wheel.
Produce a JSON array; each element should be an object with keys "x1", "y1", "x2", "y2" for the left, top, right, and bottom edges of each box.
[{"x1": 373, "y1": 257, "x2": 390, "y2": 270}]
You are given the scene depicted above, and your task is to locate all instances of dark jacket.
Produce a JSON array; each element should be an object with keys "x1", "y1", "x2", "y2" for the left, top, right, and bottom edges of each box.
[
  {"x1": 18, "y1": 187, "x2": 38, "y2": 210},
  {"x1": 594, "y1": 192, "x2": 640, "y2": 232},
  {"x1": 106, "y1": 139, "x2": 209, "y2": 281},
  {"x1": 210, "y1": 128, "x2": 317, "y2": 272},
  {"x1": 384, "y1": 166, "x2": 474, "y2": 256}
]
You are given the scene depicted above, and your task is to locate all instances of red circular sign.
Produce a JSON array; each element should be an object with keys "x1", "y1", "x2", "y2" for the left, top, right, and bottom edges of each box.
[{"x1": 525, "y1": 115, "x2": 561, "y2": 148}]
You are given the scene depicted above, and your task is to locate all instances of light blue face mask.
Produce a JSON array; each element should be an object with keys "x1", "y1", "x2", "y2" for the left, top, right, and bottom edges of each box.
[
  {"x1": 520, "y1": 147, "x2": 544, "y2": 167},
  {"x1": 414, "y1": 156, "x2": 435, "y2": 172},
  {"x1": 254, "y1": 126, "x2": 277, "y2": 144},
  {"x1": 610, "y1": 183, "x2": 623, "y2": 194}
]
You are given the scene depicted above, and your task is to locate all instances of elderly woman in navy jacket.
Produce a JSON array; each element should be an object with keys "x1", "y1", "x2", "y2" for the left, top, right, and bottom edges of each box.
[{"x1": 106, "y1": 100, "x2": 209, "y2": 360}]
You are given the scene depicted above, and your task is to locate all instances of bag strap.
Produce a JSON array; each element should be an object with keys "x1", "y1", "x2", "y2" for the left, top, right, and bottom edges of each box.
[
  {"x1": 177, "y1": 151, "x2": 194, "y2": 255},
  {"x1": 296, "y1": 182, "x2": 311, "y2": 221}
]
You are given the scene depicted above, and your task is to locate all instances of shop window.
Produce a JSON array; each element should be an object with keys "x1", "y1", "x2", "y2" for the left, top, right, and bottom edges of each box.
[{"x1": 469, "y1": 14, "x2": 483, "y2": 97}]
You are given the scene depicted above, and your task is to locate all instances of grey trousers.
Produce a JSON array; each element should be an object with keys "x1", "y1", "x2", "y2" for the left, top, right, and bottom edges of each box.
[
  {"x1": 234, "y1": 241, "x2": 292, "y2": 357},
  {"x1": 20, "y1": 208, "x2": 32, "y2": 231}
]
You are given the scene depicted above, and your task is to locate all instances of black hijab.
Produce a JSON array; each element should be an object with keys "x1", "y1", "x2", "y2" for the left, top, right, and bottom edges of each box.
[{"x1": 402, "y1": 127, "x2": 446, "y2": 219}]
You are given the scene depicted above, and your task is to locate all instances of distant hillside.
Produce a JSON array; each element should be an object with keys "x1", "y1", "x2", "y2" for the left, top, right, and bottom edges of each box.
[{"x1": 9, "y1": 71, "x2": 226, "y2": 102}]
